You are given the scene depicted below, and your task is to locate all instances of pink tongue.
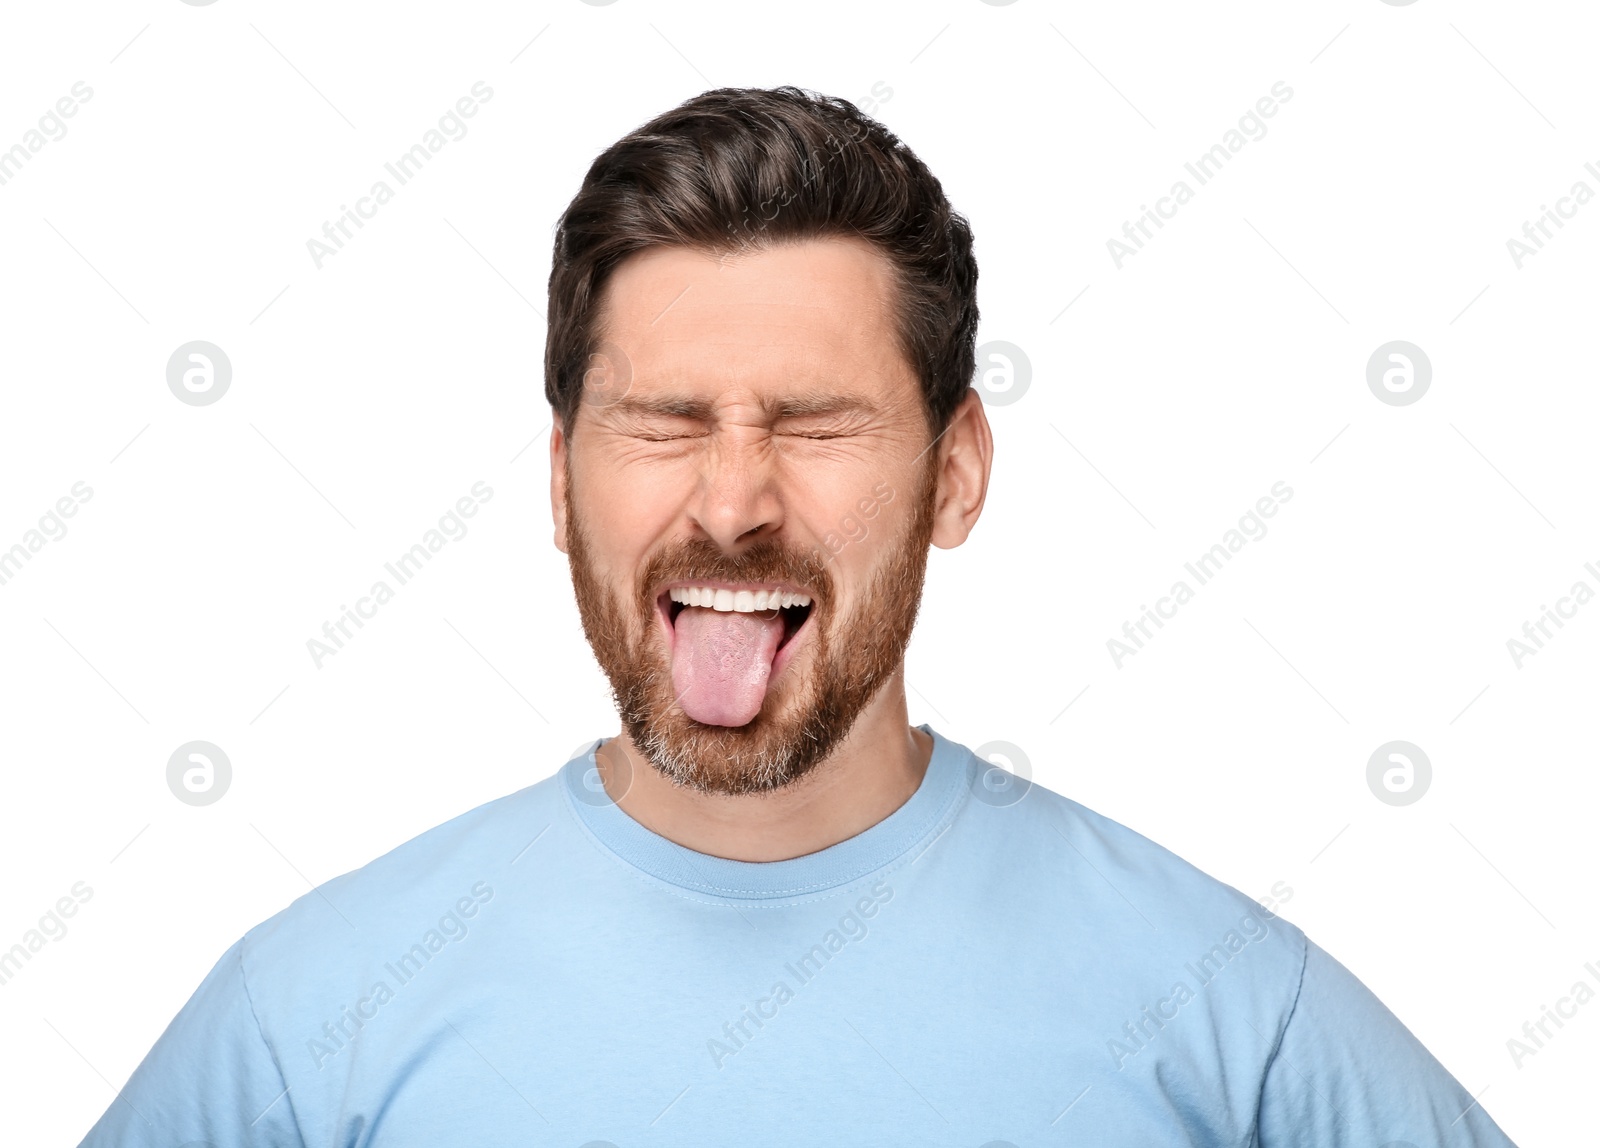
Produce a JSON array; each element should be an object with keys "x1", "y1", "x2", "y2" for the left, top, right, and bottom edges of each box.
[{"x1": 670, "y1": 606, "x2": 786, "y2": 726}]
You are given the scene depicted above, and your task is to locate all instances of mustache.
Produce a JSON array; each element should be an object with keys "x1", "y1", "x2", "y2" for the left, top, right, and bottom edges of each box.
[{"x1": 637, "y1": 537, "x2": 834, "y2": 607}]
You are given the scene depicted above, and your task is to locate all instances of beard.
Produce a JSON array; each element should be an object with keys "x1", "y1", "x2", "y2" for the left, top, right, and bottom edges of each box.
[{"x1": 566, "y1": 462, "x2": 938, "y2": 796}]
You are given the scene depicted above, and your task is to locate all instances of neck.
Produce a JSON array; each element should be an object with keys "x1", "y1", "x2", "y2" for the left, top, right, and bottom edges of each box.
[{"x1": 594, "y1": 673, "x2": 933, "y2": 862}]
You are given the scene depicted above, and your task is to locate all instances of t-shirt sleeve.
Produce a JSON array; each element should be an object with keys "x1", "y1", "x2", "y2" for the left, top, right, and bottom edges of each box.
[
  {"x1": 1256, "y1": 937, "x2": 1518, "y2": 1147},
  {"x1": 77, "y1": 936, "x2": 305, "y2": 1148}
]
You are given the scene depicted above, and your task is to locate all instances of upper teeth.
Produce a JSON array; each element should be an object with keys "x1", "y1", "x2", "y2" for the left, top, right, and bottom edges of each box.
[{"x1": 668, "y1": 586, "x2": 812, "y2": 612}]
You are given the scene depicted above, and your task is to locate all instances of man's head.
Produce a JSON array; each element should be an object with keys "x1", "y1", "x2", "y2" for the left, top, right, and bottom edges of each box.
[{"x1": 546, "y1": 87, "x2": 991, "y2": 795}]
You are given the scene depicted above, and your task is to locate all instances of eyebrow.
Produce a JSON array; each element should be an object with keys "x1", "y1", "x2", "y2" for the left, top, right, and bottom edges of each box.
[
  {"x1": 608, "y1": 395, "x2": 716, "y2": 420},
  {"x1": 606, "y1": 392, "x2": 877, "y2": 421},
  {"x1": 767, "y1": 393, "x2": 877, "y2": 420}
]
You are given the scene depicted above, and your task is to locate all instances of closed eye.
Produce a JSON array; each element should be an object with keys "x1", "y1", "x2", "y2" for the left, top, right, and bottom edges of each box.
[
  {"x1": 774, "y1": 417, "x2": 871, "y2": 441},
  {"x1": 619, "y1": 415, "x2": 709, "y2": 442},
  {"x1": 633, "y1": 429, "x2": 708, "y2": 442}
]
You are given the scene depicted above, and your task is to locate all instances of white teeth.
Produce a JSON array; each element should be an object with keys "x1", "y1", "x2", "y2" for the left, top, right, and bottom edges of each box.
[{"x1": 667, "y1": 586, "x2": 812, "y2": 613}]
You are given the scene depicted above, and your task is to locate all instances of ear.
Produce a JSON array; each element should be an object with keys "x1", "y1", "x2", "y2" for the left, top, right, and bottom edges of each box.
[
  {"x1": 929, "y1": 388, "x2": 993, "y2": 550},
  {"x1": 550, "y1": 414, "x2": 570, "y2": 554}
]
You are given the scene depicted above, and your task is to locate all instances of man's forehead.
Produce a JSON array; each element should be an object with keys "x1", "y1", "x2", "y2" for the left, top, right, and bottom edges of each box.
[
  {"x1": 593, "y1": 238, "x2": 916, "y2": 408},
  {"x1": 600, "y1": 238, "x2": 898, "y2": 331}
]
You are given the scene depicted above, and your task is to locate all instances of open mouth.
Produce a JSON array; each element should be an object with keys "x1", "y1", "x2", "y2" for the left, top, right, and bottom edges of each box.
[
  {"x1": 663, "y1": 585, "x2": 814, "y2": 652},
  {"x1": 656, "y1": 582, "x2": 819, "y2": 727}
]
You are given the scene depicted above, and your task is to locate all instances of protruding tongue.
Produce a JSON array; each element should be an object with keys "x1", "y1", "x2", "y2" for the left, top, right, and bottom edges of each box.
[{"x1": 670, "y1": 606, "x2": 785, "y2": 726}]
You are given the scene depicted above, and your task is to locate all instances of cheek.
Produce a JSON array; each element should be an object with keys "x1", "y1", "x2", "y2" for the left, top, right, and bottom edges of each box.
[
  {"x1": 816, "y1": 486, "x2": 914, "y2": 578},
  {"x1": 573, "y1": 468, "x2": 673, "y2": 576},
  {"x1": 784, "y1": 453, "x2": 879, "y2": 523}
]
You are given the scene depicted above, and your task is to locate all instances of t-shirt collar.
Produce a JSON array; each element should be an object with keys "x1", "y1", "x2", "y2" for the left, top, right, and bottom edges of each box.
[{"x1": 560, "y1": 724, "x2": 968, "y2": 903}]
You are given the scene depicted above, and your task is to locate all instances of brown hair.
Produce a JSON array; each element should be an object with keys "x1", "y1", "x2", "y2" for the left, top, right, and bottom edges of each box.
[{"x1": 544, "y1": 85, "x2": 979, "y2": 435}]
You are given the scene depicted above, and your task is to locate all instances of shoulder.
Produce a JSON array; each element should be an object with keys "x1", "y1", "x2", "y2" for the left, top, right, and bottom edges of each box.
[
  {"x1": 238, "y1": 766, "x2": 569, "y2": 971},
  {"x1": 951, "y1": 736, "x2": 1308, "y2": 989}
]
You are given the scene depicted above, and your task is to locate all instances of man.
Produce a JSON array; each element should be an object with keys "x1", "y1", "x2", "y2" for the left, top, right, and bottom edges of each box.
[{"x1": 81, "y1": 86, "x2": 1516, "y2": 1147}]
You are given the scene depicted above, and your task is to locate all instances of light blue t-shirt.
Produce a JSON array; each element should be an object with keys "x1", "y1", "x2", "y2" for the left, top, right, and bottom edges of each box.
[{"x1": 80, "y1": 728, "x2": 1517, "y2": 1146}]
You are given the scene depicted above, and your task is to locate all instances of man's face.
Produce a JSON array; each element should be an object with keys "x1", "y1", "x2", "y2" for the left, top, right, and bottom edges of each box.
[{"x1": 553, "y1": 238, "x2": 942, "y2": 795}]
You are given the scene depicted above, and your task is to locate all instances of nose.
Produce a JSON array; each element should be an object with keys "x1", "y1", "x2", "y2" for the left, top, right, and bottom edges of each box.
[{"x1": 687, "y1": 427, "x2": 783, "y2": 549}]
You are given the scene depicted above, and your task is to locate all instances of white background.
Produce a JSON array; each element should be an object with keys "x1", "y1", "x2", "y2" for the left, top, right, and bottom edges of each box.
[{"x1": 2, "y1": 1, "x2": 1596, "y2": 1143}]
